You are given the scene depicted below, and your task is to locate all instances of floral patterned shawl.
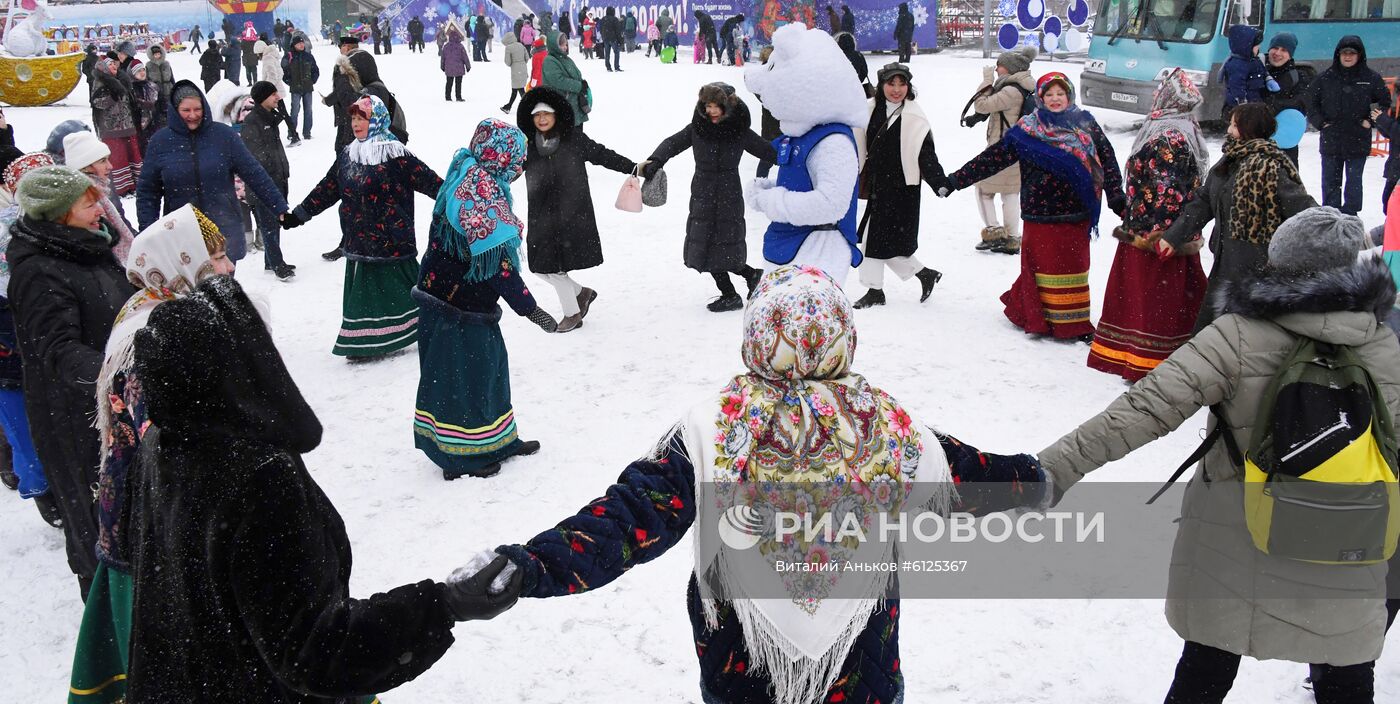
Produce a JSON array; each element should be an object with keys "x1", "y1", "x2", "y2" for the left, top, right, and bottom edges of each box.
[
  {"x1": 1129, "y1": 68, "x2": 1211, "y2": 180},
  {"x1": 429, "y1": 118, "x2": 527, "y2": 282},
  {"x1": 681, "y1": 266, "x2": 951, "y2": 704}
]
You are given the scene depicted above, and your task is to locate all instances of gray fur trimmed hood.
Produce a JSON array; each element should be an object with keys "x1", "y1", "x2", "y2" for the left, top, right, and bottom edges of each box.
[{"x1": 1213, "y1": 257, "x2": 1397, "y2": 321}]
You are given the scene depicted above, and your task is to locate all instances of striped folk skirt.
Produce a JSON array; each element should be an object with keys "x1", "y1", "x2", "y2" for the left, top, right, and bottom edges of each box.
[
  {"x1": 1088, "y1": 241, "x2": 1207, "y2": 382},
  {"x1": 413, "y1": 298, "x2": 522, "y2": 477},
  {"x1": 1000, "y1": 220, "x2": 1094, "y2": 339},
  {"x1": 335, "y1": 258, "x2": 420, "y2": 357}
]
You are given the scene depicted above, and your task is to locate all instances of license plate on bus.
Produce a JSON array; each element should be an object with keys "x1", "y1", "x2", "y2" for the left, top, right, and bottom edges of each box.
[{"x1": 1111, "y1": 92, "x2": 1140, "y2": 105}]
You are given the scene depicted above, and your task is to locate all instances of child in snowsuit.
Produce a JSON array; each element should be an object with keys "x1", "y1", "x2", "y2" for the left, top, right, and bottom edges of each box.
[
  {"x1": 642, "y1": 83, "x2": 775, "y2": 312},
  {"x1": 1221, "y1": 25, "x2": 1275, "y2": 115},
  {"x1": 414, "y1": 119, "x2": 557, "y2": 479},
  {"x1": 516, "y1": 87, "x2": 636, "y2": 332}
]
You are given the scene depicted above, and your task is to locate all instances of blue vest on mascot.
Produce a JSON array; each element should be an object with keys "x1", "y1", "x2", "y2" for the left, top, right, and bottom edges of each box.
[{"x1": 763, "y1": 123, "x2": 861, "y2": 267}]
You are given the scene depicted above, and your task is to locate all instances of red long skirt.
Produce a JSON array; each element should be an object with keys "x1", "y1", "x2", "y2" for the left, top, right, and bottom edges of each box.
[
  {"x1": 1001, "y1": 220, "x2": 1094, "y2": 339},
  {"x1": 103, "y1": 134, "x2": 142, "y2": 196},
  {"x1": 1087, "y1": 241, "x2": 1207, "y2": 382}
]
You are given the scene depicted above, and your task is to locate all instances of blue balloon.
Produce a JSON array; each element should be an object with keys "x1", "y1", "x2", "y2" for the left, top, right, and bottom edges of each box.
[
  {"x1": 1044, "y1": 16, "x2": 1062, "y2": 37},
  {"x1": 1068, "y1": 0, "x2": 1090, "y2": 26},
  {"x1": 1273, "y1": 109, "x2": 1307, "y2": 149},
  {"x1": 1017, "y1": 0, "x2": 1045, "y2": 31},
  {"x1": 998, "y1": 23, "x2": 1020, "y2": 51}
]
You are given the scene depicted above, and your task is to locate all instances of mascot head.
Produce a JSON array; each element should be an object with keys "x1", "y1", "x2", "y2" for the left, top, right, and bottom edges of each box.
[{"x1": 744, "y1": 24, "x2": 867, "y2": 137}]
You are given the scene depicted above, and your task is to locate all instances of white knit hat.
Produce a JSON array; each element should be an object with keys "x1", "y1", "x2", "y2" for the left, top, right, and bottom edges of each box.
[{"x1": 62, "y1": 131, "x2": 111, "y2": 171}]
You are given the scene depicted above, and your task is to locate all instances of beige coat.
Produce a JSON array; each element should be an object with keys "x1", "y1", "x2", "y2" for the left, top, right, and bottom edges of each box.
[
  {"x1": 1040, "y1": 259, "x2": 1400, "y2": 666},
  {"x1": 970, "y1": 68, "x2": 1035, "y2": 194}
]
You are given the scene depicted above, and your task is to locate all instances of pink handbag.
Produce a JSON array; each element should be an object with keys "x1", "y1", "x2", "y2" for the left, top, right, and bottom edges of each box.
[{"x1": 615, "y1": 168, "x2": 643, "y2": 213}]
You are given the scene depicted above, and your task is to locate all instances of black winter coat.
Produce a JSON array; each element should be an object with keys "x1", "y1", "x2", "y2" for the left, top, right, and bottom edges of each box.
[
  {"x1": 1306, "y1": 36, "x2": 1392, "y2": 158},
  {"x1": 240, "y1": 103, "x2": 291, "y2": 186},
  {"x1": 1376, "y1": 111, "x2": 1399, "y2": 183},
  {"x1": 241, "y1": 39, "x2": 259, "y2": 69},
  {"x1": 1263, "y1": 59, "x2": 1314, "y2": 116},
  {"x1": 647, "y1": 100, "x2": 775, "y2": 272},
  {"x1": 599, "y1": 13, "x2": 622, "y2": 43},
  {"x1": 694, "y1": 11, "x2": 716, "y2": 37},
  {"x1": 127, "y1": 276, "x2": 458, "y2": 703},
  {"x1": 861, "y1": 102, "x2": 946, "y2": 259},
  {"x1": 7, "y1": 216, "x2": 133, "y2": 585},
  {"x1": 282, "y1": 40, "x2": 319, "y2": 94},
  {"x1": 841, "y1": 8, "x2": 856, "y2": 34},
  {"x1": 198, "y1": 48, "x2": 222, "y2": 85},
  {"x1": 895, "y1": 9, "x2": 915, "y2": 41},
  {"x1": 517, "y1": 88, "x2": 635, "y2": 274}
]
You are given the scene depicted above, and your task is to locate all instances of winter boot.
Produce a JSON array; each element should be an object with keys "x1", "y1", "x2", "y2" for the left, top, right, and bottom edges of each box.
[
  {"x1": 991, "y1": 236, "x2": 1022, "y2": 255},
  {"x1": 707, "y1": 293, "x2": 744, "y2": 312},
  {"x1": 445, "y1": 462, "x2": 502, "y2": 480},
  {"x1": 742, "y1": 267, "x2": 763, "y2": 298},
  {"x1": 576, "y1": 287, "x2": 598, "y2": 318},
  {"x1": 0, "y1": 433, "x2": 14, "y2": 491},
  {"x1": 915, "y1": 268, "x2": 942, "y2": 303},
  {"x1": 976, "y1": 226, "x2": 1007, "y2": 252},
  {"x1": 556, "y1": 313, "x2": 584, "y2": 332},
  {"x1": 273, "y1": 264, "x2": 296, "y2": 281},
  {"x1": 322, "y1": 247, "x2": 344, "y2": 261},
  {"x1": 852, "y1": 289, "x2": 885, "y2": 309},
  {"x1": 512, "y1": 440, "x2": 542, "y2": 458},
  {"x1": 34, "y1": 492, "x2": 63, "y2": 528}
]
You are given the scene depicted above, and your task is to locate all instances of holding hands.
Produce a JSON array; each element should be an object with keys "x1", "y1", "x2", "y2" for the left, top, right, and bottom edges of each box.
[{"x1": 444, "y1": 550, "x2": 524, "y2": 621}]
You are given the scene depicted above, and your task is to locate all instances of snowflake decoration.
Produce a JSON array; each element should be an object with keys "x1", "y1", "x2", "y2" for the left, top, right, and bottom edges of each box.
[
  {"x1": 423, "y1": 6, "x2": 438, "y2": 21},
  {"x1": 997, "y1": 0, "x2": 1016, "y2": 16},
  {"x1": 912, "y1": 1, "x2": 929, "y2": 26}
]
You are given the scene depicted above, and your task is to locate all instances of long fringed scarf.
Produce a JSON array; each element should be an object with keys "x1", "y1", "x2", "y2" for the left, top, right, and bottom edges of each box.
[
  {"x1": 1005, "y1": 106, "x2": 1107, "y2": 232},
  {"x1": 682, "y1": 266, "x2": 953, "y2": 704},
  {"x1": 94, "y1": 205, "x2": 220, "y2": 469},
  {"x1": 1221, "y1": 136, "x2": 1301, "y2": 244},
  {"x1": 342, "y1": 94, "x2": 410, "y2": 166},
  {"x1": 88, "y1": 172, "x2": 135, "y2": 264},
  {"x1": 428, "y1": 118, "x2": 528, "y2": 282}
]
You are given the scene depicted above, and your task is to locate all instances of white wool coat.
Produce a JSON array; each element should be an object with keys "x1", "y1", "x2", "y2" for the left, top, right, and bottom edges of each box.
[{"x1": 257, "y1": 42, "x2": 288, "y2": 96}]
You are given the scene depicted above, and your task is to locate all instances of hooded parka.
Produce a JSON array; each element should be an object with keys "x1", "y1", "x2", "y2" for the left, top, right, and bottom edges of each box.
[
  {"x1": 516, "y1": 88, "x2": 634, "y2": 273},
  {"x1": 1307, "y1": 36, "x2": 1392, "y2": 158},
  {"x1": 1040, "y1": 258, "x2": 1400, "y2": 667},
  {"x1": 646, "y1": 96, "x2": 775, "y2": 272}
]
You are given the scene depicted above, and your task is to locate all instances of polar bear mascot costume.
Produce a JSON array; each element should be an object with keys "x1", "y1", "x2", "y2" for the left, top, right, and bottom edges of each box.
[{"x1": 744, "y1": 24, "x2": 868, "y2": 286}]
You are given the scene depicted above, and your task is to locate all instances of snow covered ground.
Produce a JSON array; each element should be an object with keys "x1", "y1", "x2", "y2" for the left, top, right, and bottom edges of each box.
[{"x1": 1, "y1": 39, "x2": 1396, "y2": 702}]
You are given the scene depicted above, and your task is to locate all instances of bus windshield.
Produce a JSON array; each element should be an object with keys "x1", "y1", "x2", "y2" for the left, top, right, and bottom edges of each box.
[{"x1": 1093, "y1": 0, "x2": 1224, "y2": 43}]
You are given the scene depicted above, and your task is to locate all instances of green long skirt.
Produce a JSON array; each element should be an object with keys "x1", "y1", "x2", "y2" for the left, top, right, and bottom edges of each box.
[
  {"x1": 413, "y1": 306, "x2": 522, "y2": 477},
  {"x1": 70, "y1": 564, "x2": 131, "y2": 703},
  {"x1": 335, "y1": 259, "x2": 420, "y2": 357}
]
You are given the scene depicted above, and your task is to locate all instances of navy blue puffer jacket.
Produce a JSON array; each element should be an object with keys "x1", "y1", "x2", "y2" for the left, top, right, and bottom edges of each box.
[{"x1": 136, "y1": 80, "x2": 289, "y2": 261}]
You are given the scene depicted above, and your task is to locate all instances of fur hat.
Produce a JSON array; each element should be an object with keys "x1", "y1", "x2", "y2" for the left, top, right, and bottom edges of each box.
[
  {"x1": 250, "y1": 80, "x2": 278, "y2": 105},
  {"x1": 16, "y1": 165, "x2": 94, "y2": 222},
  {"x1": 997, "y1": 45, "x2": 1038, "y2": 74},
  {"x1": 62, "y1": 131, "x2": 111, "y2": 172},
  {"x1": 1268, "y1": 207, "x2": 1368, "y2": 273},
  {"x1": 338, "y1": 35, "x2": 361, "y2": 46},
  {"x1": 114, "y1": 40, "x2": 136, "y2": 56},
  {"x1": 698, "y1": 82, "x2": 737, "y2": 109}
]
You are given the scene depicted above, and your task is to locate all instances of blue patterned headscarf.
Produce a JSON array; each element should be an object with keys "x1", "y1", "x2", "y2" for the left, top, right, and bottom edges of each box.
[
  {"x1": 344, "y1": 95, "x2": 408, "y2": 165},
  {"x1": 430, "y1": 118, "x2": 528, "y2": 282}
]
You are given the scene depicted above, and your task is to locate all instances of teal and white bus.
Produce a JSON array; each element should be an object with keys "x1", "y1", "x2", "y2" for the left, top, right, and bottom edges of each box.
[{"x1": 1080, "y1": 0, "x2": 1400, "y2": 118}]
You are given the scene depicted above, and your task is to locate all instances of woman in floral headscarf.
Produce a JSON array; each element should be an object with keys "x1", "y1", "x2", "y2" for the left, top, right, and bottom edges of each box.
[
  {"x1": 1088, "y1": 68, "x2": 1211, "y2": 382},
  {"x1": 69, "y1": 204, "x2": 233, "y2": 704},
  {"x1": 283, "y1": 95, "x2": 443, "y2": 359},
  {"x1": 445, "y1": 266, "x2": 1048, "y2": 704},
  {"x1": 944, "y1": 72, "x2": 1125, "y2": 342},
  {"x1": 413, "y1": 119, "x2": 558, "y2": 480}
]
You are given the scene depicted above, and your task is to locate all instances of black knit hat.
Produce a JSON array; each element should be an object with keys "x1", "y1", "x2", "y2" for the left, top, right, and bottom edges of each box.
[{"x1": 250, "y1": 81, "x2": 278, "y2": 105}]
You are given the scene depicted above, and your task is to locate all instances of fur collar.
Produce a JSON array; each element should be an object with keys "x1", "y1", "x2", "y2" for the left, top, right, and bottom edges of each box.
[
  {"x1": 336, "y1": 53, "x2": 364, "y2": 92},
  {"x1": 1213, "y1": 257, "x2": 1397, "y2": 320}
]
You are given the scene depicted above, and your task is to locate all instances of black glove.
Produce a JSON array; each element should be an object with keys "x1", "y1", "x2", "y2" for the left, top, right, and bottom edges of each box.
[
  {"x1": 442, "y1": 555, "x2": 523, "y2": 621},
  {"x1": 1108, "y1": 194, "x2": 1127, "y2": 219},
  {"x1": 526, "y1": 307, "x2": 558, "y2": 333},
  {"x1": 279, "y1": 209, "x2": 305, "y2": 229},
  {"x1": 639, "y1": 161, "x2": 657, "y2": 179}
]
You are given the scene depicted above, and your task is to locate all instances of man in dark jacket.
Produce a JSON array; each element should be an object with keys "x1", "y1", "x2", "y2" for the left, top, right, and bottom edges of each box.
[
  {"x1": 242, "y1": 82, "x2": 295, "y2": 280},
  {"x1": 599, "y1": 7, "x2": 622, "y2": 71},
  {"x1": 370, "y1": 13, "x2": 383, "y2": 54},
  {"x1": 189, "y1": 24, "x2": 202, "y2": 53},
  {"x1": 1307, "y1": 35, "x2": 1391, "y2": 215},
  {"x1": 126, "y1": 276, "x2": 521, "y2": 702},
  {"x1": 558, "y1": 11, "x2": 572, "y2": 38},
  {"x1": 840, "y1": 5, "x2": 856, "y2": 34},
  {"x1": 240, "y1": 33, "x2": 259, "y2": 85},
  {"x1": 222, "y1": 37, "x2": 241, "y2": 84},
  {"x1": 694, "y1": 10, "x2": 719, "y2": 64},
  {"x1": 408, "y1": 16, "x2": 425, "y2": 52},
  {"x1": 719, "y1": 14, "x2": 745, "y2": 65},
  {"x1": 8, "y1": 165, "x2": 135, "y2": 599},
  {"x1": 895, "y1": 3, "x2": 915, "y2": 62},
  {"x1": 199, "y1": 39, "x2": 223, "y2": 90},
  {"x1": 80, "y1": 44, "x2": 99, "y2": 80},
  {"x1": 381, "y1": 17, "x2": 393, "y2": 54},
  {"x1": 282, "y1": 32, "x2": 319, "y2": 140},
  {"x1": 137, "y1": 81, "x2": 290, "y2": 262},
  {"x1": 1262, "y1": 32, "x2": 1314, "y2": 166},
  {"x1": 327, "y1": 36, "x2": 373, "y2": 152},
  {"x1": 624, "y1": 11, "x2": 638, "y2": 52}
]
